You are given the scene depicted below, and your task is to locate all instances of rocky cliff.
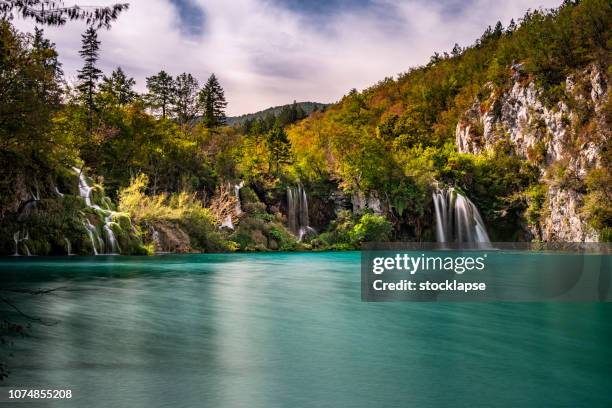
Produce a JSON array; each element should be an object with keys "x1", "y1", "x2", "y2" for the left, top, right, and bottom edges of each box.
[{"x1": 456, "y1": 64, "x2": 609, "y2": 241}]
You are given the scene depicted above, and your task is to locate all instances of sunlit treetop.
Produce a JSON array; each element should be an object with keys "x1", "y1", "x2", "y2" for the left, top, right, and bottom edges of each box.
[{"x1": 0, "y1": 1, "x2": 129, "y2": 28}]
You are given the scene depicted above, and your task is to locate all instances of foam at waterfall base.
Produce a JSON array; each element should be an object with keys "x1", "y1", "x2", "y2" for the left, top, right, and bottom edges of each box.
[{"x1": 432, "y1": 187, "x2": 491, "y2": 245}]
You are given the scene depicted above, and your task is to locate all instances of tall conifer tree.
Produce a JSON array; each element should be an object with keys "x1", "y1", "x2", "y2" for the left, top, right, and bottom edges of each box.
[
  {"x1": 145, "y1": 70, "x2": 175, "y2": 119},
  {"x1": 173, "y1": 73, "x2": 199, "y2": 125},
  {"x1": 100, "y1": 67, "x2": 136, "y2": 106},
  {"x1": 199, "y1": 73, "x2": 227, "y2": 128},
  {"x1": 77, "y1": 27, "x2": 102, "y2": 130}
]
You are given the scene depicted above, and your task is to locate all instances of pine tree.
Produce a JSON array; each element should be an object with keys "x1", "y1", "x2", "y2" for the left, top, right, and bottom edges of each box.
[
  {"x1": 77, "y1": 27, "x2": 102, "y2": 131},
  {"x1": 266, "y1": 125, "x2": 291, "y2": 174},
  {"x1": 0, "y1": 2, "x2": 129, "y2": 28},
  {"x1": 32, "y1": 27, "x2": 62, "y2": 100},
  {"x1": 493, "y1": 21, "x2": 504, "y2": 38},
  {"x1": 199, "y1": 73, "x2": 227, "y2": 128},
  {"x1": 173, "y1": 73, "x2": 199, "y2": 125},
  {"x1": 145, "y1": 70, "x2": 175, "y2": 119},
  {"x1": 33, "y1": 27, "x2": 62, "y2": 74},
  {"x1": 451, "y1": 43, "x2": 462, "y2": 57},
  {"x1": 507, "y1": 19, "x2": 517, "y2": 34},
  {"x1": 99, "y1": 67, "x2": 136, "y2": 106}
]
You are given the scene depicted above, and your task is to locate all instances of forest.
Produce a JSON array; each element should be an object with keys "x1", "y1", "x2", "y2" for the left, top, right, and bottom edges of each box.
[{"x1": 0, "y1": 0, "x2": 610, "y2": 256}]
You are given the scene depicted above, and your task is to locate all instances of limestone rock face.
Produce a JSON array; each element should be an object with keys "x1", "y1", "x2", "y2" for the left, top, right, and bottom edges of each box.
[
  {"x1": 352, "y1": 192, "x2": 383, "y2": 214},
  {"x1": 539, "y1": 187, "x2": 599, "y2": 242},
  {"x1": 149, "y1": 221, "x2": 192, "y2": 253},
  {"x1": 456, "y1": 65, "x2": 609, "y2": 242}
]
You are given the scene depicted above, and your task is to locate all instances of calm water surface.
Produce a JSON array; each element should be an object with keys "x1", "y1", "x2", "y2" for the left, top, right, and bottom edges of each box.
[{"x1": 0, "y1": 252, "x2": 610, "y2": 407}]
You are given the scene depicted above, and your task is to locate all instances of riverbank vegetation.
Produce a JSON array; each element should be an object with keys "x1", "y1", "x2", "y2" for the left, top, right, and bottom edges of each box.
[{"x1": 0, "y1": 0, "x2": 610, "y2": 255}]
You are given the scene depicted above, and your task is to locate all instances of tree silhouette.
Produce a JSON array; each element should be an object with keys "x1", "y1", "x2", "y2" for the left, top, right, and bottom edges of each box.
[
  {"x1": 77, "y1": 27, "x2": 102, "y2": 131},
  {"x1": 266, "y1": 125, "x2": 291, "y2": 174},
  {"x1": 145, "y1": 70, "x2": 175, "y2": 119},
  {"x1": 99, "y1": 67, "x2": 136, "y2": 106},
  {"x1": 199, "y1": 73, "x2": 227, "y2": 128},
  {"x1": 173, "y1": 73, "x2": 199, "y2": 125},
  {"x1": 0, "y1": 1, "x2": 128, "y2": 28}
]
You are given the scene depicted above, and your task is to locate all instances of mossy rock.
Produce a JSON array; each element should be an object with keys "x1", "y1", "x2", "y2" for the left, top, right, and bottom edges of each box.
[
  {"x1": 239, "y1": 187, "x2": 260, "y2": 204},
  {"x1": 101, "y1": 197, "x2": 114, "y2": 211},
  {"x1": 112, "y1": 212, "x2": 133, "y2": 230},
  {"x1": 90, "y1": 185, "x2": 106, "y2": 208}
]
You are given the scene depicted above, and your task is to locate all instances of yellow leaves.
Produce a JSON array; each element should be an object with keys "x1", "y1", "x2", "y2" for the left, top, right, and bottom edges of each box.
[{"x1": 118, "y1": 173, "x2": 211, "y2": 223}]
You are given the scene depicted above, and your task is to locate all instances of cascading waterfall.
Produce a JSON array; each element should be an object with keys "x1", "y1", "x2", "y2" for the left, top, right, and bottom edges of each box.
[
  {"x1": 83, "y1": 219, "x2": 100, "y2": 255},
  {"x1": 12, "y1": 231, "x2": 31, "y2": 256},
  {"x1": 221, "y1": 214, "x2": 234, "y2": 230},
  {"x1": 64, "y1": 237, "x2": 73, "y2": 256},
  {"x1": 73, "y1": 167, "x2": 93, "y2": 207},
  {"x1": 432, "y1": 187, "x2": 490, "y2": 244},
  {"x1": 234, "y1": 181, "x2": 244, "y2": 215},
  {"x1": 286, "y1": 186, "x2": 316, "y2": 241},
  {"x1": 103, "y1": 214, "x2": 119, "y2": 254},
  {"x1": 73, "y1": 167, "x2": 120, "y2": 254}
]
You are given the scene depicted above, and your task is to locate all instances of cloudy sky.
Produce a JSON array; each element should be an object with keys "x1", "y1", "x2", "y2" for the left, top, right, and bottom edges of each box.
[{"x1": 16, "y1": 0, "x2": 561, "y2": 115}]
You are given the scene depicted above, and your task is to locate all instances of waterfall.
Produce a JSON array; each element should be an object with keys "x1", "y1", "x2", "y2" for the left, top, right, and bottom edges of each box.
[
  {"x1": 286, "y1": 186, "x2": 316, "y2": 241},
  {"x1": 12, "y1": 231, "x2": 31, "y2": 256},
  {"x1": 74, "y1": 167, "x2": 121, "y2": 255},
  {"x1": 64, "y1": 237, "x2": 73, "y2": 256},
  {"x1": 221, "y1": 214, "x2": 234, "y2": 230},
  {"x1": 103, "y1": 214, "x2": 119, "y2": 254},
  {"x1": 73, "y1": 167, "x2": 92, "y2": 206},
  {"x1": 432, "y1": 187, "x2": 490, "y2": 244},
  {"x1": 287, "y1": 187, "x2": 297, "y2": 234},
  {"x1": 13, "y1": 232, "x2": 19, "y2": 256},
  {"x1": 150, "y1": 226, "x2": 161, "y2": 247},
  {"x1": 234, "y1": 181, "x2": 244, "y2": 215},
  {"x1": 83, "y1": 219, "x2": 100, "y2": 255}
]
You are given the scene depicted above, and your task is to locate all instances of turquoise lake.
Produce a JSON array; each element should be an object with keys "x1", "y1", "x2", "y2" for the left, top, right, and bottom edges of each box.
[{"x1": 0, "y1": 252, "x2": 610, "y2": 407}]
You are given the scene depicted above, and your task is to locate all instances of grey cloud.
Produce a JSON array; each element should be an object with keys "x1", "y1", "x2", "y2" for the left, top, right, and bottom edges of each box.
[{"x1": 14, "y1": 0, "x2": 563, "y2": 115}]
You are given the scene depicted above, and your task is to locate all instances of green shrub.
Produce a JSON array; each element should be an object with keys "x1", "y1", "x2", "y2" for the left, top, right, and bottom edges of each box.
[
  {"x1": 119, "y1": 173, "x2": 228, "y2": 252},
  {"x1": 525, "y1": 184, "x2": 547, "y2": 226},
  {"x1": 349, "y1": 213, "x2": 393, "y2": 244},
  {"x1": 583, "y1": 168, "x2": 612, "y2": 235}
]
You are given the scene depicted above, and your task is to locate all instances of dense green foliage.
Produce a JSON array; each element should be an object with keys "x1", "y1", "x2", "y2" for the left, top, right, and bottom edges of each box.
[
  {"x1": 0, "y1": 0, "x2": 610, "y2": 255},
  {"x1": 118, "y1": 174, "x2": 230, "y2": 252},
  {"x1": 226, "y1": 101, "x2": 327, "y2": 126},
  {"x1": 286, "y1": 0, "x2": 610, "y2": 240}
]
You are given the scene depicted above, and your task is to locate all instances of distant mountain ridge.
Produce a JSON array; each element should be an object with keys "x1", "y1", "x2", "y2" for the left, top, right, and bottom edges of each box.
[{"x1": 227, "y1": 101, "x2": 329, "y2": 126}]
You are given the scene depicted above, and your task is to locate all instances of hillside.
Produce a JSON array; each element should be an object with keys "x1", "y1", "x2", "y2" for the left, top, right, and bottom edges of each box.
[
  {"x1": 285, "y1": 0, "x2": 611, "y2": 242},
  {"x1": 226, "y1": 101, "x2": 329, "y2": 126}
]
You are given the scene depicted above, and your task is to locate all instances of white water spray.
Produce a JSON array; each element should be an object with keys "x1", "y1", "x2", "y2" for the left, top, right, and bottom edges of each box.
[
  {"x1": 64, "y1": 237, "x2": 73, "y2": 256},
  {"x1": 73, "y1": 167, "x2": 93, "y2": 206},
  {"x1": 234, "y1": 181, "x2": 244, "y2": 215},
  {"x1": 103, "y1": 214, "x2": 119, "y2": 254},
  {"x1": 221, "y1": 214, "x2": 234, "y2": 230},
  {"x1": 73, "y1": 167, "x2": 121, "y2": 255},
  {"x1": 83, "y1": 219, "x2": 100, "y2": 255},
  {"x1": 12, "y1": 231, "x2": 31, "y2": 256},
  {"x1": 287, "y1": 186, "x2": 316, "y2": 241},
  {"x1": 432, "y1": 187, "x2": 490, "y2": 244}
]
